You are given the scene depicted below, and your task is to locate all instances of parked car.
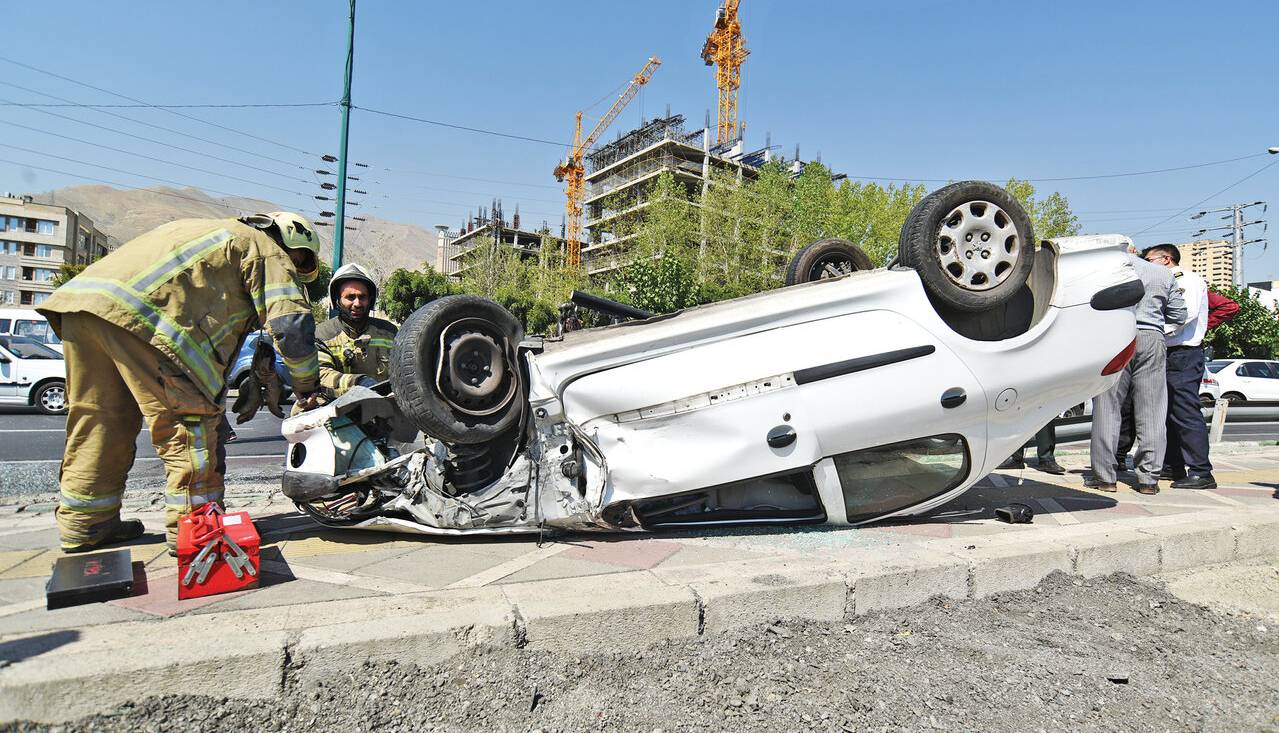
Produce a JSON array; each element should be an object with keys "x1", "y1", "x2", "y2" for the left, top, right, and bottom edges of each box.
[
  {"x1": 0, "y1": 334, "x2": 67, "y2": 414},
  {"x1": 0, "y1": 308, "x2": 62, "y2": 354},
  {"x1": 1199, "y1": 373, "x2": 1222, "y2": 405},
  {"x1": 279, "y1": 181, "x2": 1143, "y2": 536},
  {"x1": 1206, "y1": 359, "x2": 1279, "y2": 402},
  {"x1": 227, "y1": 331, "x2": 291, "y2": 394}
]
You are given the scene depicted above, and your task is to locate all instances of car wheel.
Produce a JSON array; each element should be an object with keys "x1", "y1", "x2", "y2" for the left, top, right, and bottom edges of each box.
[
  {"x1": 35, "y1": 380, "x2": 67, "y2": 415},
  {"x1": 390, "y1": 295, "x2": 524, "y2": 444},
  {"x1": 899, "y1": 180, "x2": 1035, "y2": 312},
  {"x1": 1200, "y1": 394, "x2": 1217, "y2": 406},
  {"x1": 1221, "y1": 391, "x2": 1246, "y2": 403},
  {"x1": 784, "y1": 239, "x2": 874, "y2": 286}
]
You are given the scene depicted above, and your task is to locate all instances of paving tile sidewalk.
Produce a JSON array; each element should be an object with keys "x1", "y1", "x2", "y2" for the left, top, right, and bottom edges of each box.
[
  {"x1": 1, "y1": 443, "x2": 1276, "y2": 722},
  {"x1": 0, "y1": 444, "x2": 1276, "y2": 632}
]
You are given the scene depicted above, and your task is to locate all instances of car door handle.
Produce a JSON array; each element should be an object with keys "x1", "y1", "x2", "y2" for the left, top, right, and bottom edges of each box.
[
  {"x1": 766, "y1": 425, "x2": 797, "y2": 448},
  {"x1": 940, "y1": 387, "x2": 967, "y2": 409}
]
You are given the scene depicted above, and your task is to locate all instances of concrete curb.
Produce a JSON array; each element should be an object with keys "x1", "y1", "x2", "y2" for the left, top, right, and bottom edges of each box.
[{"x1": 2, "y1": 508, "x2": 1277, "y2": 723}]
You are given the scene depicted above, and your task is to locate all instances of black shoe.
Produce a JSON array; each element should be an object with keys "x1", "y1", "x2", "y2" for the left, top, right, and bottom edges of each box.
[
  {"x1": 1115, "y1": 454, "x2": 1130, "y2": 470},
  {"x1": 1159, "y1": 466, "x2": 1187, "y2": 481},
  {"x1": 998, "y1": 456, "x2": 1025, "y2": 470},
  {"x1": 1083, "y1": 476, "x2": 1118, "y2": 492},
  {"x1": 1170, "y1": 474, "x2": 1217, "y2": 490},
  {"x1": 1134, "y1": 484, "x2": 1160, "y2": 495},
  {"x1": 62, "y1": 519, "x2": 146, "y2": 554},
  {"x1": 1036, "y1": 458, "x2": 1067, "y2": 475}
]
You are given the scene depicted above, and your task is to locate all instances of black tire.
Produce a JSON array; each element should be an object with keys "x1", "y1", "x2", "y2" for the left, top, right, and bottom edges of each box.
[
  {"x1": 34, "y1": 380, "x2": 67, "y2": 415},
  {"x1": 390, "y1": 295, "x2": 524, "y2": 444},
  {"x1": 784, "y1": 239, "x2": 874, "y2": 286},
  {"x1": 1221, "y1": 391, "x2": 1246, "y2": 403},
  {"x1": 899, "y1": 181, "x2": 1035, "y2": 313}
]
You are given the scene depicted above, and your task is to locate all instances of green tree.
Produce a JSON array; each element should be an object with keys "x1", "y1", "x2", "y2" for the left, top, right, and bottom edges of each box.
[
  {"x1": 1204, "y1": 285, "x2": 1279, "y2": 359},
  {"x1": 51, "y1": 263, "x2": 86, "y2": 287},
  {"x1": 1004, "y1": 178, "x2": 1080, "y2": 240},
  {"x1": 305, "y1": 261, "x2": 334, "y2": 322},
  {"x1": 380, "y1": 267, "x2": 456, "y2": 323}
]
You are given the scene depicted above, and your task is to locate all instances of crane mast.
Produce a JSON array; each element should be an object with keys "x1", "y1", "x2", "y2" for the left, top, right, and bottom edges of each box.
[
  {"x1": 701, "y1": 0, "x2": 748, "y2": 145},
  {"x1": 554, "y1": 56, "x2": 661, "y2": 269}
]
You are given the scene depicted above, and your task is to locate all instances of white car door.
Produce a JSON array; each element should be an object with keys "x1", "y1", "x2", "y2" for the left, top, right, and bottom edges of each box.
[
  {"x1": 0, "y1": 344, "x2": 22, "y2": 398},
  {"x1": 1235, "y1": 361, "x2": 1274, "y2": 400},
  {"x1": 1255, "y1": 362, "x2": 1279, "y2": 400},
  {"x1": 565, "y1": 309, "x2": 987, "y2": 523}
]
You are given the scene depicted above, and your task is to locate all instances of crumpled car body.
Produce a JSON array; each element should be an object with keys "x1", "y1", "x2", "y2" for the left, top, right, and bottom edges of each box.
[{"x1": 281, "y1": 235, "x2": 1141, "y2": 536}]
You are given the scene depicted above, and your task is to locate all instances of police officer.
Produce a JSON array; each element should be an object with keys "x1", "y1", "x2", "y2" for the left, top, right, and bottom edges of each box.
[
  {"x1": 315, "y1": 263, "x2": 397, "y2": 398},
  {"x1": 38, "y1": 212, "x2": 322, "y2": 553},
  {"x1": 1142, "y1": 244, "x2": 1215, "y2": 489}
]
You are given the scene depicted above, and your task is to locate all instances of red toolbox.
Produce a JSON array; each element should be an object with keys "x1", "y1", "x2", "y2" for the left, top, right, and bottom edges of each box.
[{"x1": 176, "y1": 505, "x2": 261, "y2": 599}]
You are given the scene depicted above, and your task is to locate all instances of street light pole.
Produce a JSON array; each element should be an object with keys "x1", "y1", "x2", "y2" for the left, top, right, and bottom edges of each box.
[{"x1": 332, "y1": 0, "x2": 356, "y2": 272}]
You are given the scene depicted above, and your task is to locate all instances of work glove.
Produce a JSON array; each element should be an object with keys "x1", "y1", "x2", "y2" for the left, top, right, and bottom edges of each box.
[{"x1": 231, "y1": 340, "x2": 287, "y2": 423}]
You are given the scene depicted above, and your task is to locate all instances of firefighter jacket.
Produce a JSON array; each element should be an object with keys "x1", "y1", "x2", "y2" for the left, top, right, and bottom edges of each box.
[
  {"x1": 315, "y1": 316, "x2": 398, "y2": 398},
  {"x1": 38, "y1": 218, "x2": 319, "y2": 401}
]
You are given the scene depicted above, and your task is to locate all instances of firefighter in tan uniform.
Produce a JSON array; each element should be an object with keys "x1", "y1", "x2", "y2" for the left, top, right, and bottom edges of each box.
[
  {"x1": 38, "y1": 212, "x2": 323, "y2": 553},
  {"x1": 314, "y1": 263, "x2": 397, "y2": 399}
]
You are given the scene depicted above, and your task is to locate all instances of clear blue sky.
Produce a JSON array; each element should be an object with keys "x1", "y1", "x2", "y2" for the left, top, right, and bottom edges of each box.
[{"x1": 4, "y1": 1, "x2": 1278, "y2": 279}]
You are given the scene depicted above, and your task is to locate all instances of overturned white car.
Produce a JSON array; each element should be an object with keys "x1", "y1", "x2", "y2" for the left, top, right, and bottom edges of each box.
[{"x1": 280, "y1": 182, "x2": 1143, "y2": 535}]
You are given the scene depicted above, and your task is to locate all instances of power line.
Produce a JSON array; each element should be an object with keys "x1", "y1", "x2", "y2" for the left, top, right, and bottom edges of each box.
[
  {"x1": 381, "y1": 168, "x2": 563, "y2": 190},
  {"x1": 0, "y1": 80, "x2": 313, "y2": 173},
  {"x1": 353, "y1": 105, "x2": 569, "y2": 147},
  {"x1": 0, "y1": 100, "x2": 335, "y2": 109},
  {"x1": 841, "y1": 153, "x2": 1269, "y2": 184},
  {"x1": 0, "y1": 119, "x2": 309, "y2": 197},
  {"x1": 1136, "y1": 158, "x2": 1279, "y2": 235},
  {"x1": 0, "y1": 143, "x2": 312, "y2": 210},
  {"x1": 0, "y1": 156, "x2": 253, "y2": 213},
  {"x1": 0, "y1": 55, "x2": 317, "y2": 157},
  {"x1": 0, "y1": 93, "x2": 314, "y2": 185}
]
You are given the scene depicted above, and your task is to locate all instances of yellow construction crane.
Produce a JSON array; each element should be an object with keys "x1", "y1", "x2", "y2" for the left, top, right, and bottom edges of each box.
[
  {"x1": 701, "y1": 0, "x2": 748, "y2": 145},
  {"x1": 554, "y1": 56, "x2": 661, "y2": 268}
]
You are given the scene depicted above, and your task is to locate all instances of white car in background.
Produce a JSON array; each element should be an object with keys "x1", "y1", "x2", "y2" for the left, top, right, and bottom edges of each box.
[
  {"x1": 280, "y1": 181, "x2": 1145, "y2": 536},
  {"x1": 0, "y1": 308, "x2": 62, "y2": 354},
  {"x1": 0, "y1": 335, "x2": 67, "y2": 414},
  {"x1": 1207, "y1": 359, "x2": 1279, "y2": 402}
]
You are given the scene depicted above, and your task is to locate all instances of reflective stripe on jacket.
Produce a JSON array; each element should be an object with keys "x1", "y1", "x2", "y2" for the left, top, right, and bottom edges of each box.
[
  {"x1": 315, "y1": 316, "x2": 398, "y2": 398},
  {"x1": 38, "y1": 218, "x2": 319, "y2": 400}
]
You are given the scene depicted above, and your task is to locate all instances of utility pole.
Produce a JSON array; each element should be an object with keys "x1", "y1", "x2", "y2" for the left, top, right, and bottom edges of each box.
[
  {"x1": 1192, "y1": 200, "x2": 1267, "y2": 288},
  {"x1": 332, "y1": 0, "x2": 356, "y2": 271},
  {"x1": 1231, "y1": 204, "x2": 1243, "y2": 288}
]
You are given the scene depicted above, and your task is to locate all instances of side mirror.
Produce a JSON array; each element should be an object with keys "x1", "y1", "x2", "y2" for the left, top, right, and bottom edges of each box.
[{"x1": 0, "y1": 354, "x2": 10, "y2": 364}]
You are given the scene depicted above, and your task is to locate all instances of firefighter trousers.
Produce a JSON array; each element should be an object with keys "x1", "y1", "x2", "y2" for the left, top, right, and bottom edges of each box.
[{"x1": 56, "y1": 313, "x2": 227, "y2": 549}]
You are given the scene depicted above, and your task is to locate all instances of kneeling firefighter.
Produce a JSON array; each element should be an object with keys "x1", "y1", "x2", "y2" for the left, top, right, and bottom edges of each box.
[
  {"x1": 314, "y1": 262, "x2": 397, "y2": 398},
  {"x1": 38, "y1": 212, "x2": 323, "y2": 553}
]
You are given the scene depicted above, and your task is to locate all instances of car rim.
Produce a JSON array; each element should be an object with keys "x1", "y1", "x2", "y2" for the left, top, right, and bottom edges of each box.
[
  {"x1": 807, "y1": 253, "x2": 856, "y2": 280},
  {"x1": 435, "y1": 318, "x2": 519, "y2": 417},
  {"x1": 935, "y1": 200, "x2": 1020, "y2": 291},
  {"x1": 41, "y1": 385, "x2": 66, "y2": 412}
]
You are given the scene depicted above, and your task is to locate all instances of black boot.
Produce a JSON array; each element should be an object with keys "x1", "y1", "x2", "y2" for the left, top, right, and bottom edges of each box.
[{"x1": 62, "y1": 519, "x2": 146, "y2": 554}]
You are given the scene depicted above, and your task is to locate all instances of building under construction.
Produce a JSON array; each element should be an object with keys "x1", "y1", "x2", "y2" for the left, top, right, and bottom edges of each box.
[
  {"x1": 445, "y1": 201, "x2": 557, "y2": 281},
  {"x1": 581, "y1": 112, "x2": 820, "y2": 275}
]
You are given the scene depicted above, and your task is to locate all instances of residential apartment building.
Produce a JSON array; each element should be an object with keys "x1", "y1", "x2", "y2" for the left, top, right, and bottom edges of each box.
[
  {"x1": 0, "y1": 194, "x2": 113, "y2": 306},
  {"x1": 1178, "y1": 238, "x2": 1234, "y2": 289}
]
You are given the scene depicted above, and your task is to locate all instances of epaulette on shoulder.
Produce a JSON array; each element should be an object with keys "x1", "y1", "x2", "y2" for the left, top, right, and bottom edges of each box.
[
  {"x1": 314, "y1": 318, "x2": 344, "y2": 341},
  {"x1": 369, "y1": 317, "x2": 399, "y2": 335}
]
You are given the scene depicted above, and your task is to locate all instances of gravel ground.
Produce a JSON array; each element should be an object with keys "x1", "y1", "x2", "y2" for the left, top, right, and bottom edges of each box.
[{"x1": 6, "y1": 572, "x2": 1277, "y2": 733}]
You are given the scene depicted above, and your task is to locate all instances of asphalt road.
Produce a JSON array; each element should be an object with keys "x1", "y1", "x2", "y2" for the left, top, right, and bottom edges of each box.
[{"x1": 0, "y1": 398, "x2": 286, "y2": 497}]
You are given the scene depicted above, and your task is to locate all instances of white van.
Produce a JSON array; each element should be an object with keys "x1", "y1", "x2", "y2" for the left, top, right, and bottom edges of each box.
[{"x1": 0, "y1": 308, "x2": 61, "y2": 354}]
